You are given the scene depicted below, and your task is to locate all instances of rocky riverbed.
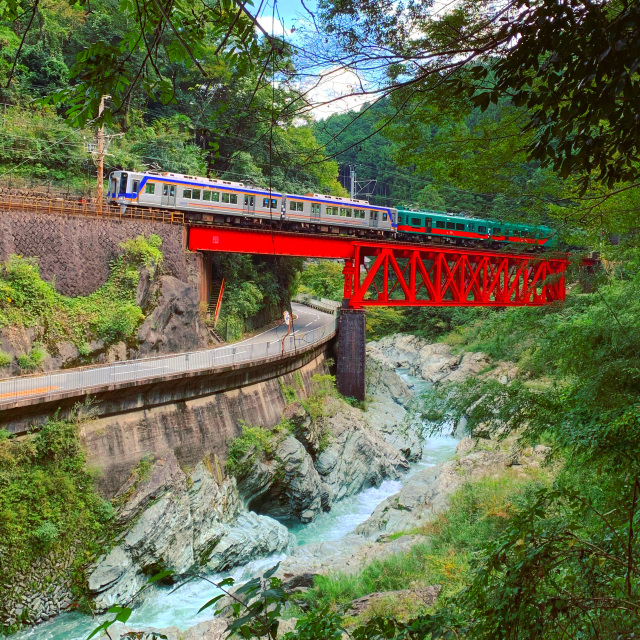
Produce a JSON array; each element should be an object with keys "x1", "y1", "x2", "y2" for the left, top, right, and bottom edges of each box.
[{"x1": 9, "y1": 333, "x2": 532, "y2": 640}]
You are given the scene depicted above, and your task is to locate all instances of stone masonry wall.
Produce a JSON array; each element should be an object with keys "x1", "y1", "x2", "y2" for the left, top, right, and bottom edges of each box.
[{"x1": 0, "y1": 209, "x2": 196, "y2": 296}]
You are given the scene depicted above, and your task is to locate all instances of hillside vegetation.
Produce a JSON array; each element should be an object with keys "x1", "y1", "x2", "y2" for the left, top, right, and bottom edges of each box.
[{"x1": 0, "y1": 234, "x2": 161, "y2": 371}]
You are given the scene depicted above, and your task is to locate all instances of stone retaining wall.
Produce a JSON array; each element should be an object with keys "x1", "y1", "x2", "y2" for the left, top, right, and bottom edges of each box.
[{"x1": 0, "y1": 209, "x2": 195, "y2": 296}]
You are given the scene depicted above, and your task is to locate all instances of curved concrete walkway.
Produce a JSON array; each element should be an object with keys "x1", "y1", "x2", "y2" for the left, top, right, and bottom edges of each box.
[{"x1": 0, "y1": 303, "x2": 336, "y2": 405}]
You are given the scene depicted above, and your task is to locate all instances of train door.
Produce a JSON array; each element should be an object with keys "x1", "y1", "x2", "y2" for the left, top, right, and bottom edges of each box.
[
  {"x1": 311, "y1": 202, "x2": 321, "y2": 223},
  {"x1": 162, "y1": 184, "x2": 176, "y2": 207},
  {"x1": 243, "y1": 194, "x2": 256, "y2": 216},
  {"x1": 370, "y1": 210, "x2": 379, "y2": 228},
  {"x1": 108, "y1": 174, "x2": 118, "y2": 202}
]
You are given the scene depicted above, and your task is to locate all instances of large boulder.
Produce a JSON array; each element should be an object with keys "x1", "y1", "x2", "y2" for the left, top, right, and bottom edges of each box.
[
  {"x1": 88, "y1": 452, "x2": 291, "y2": 612},
  {"x1": 137, "y1": 275, "x2": 209, "y2": 356},
  {"x1": 365, "y1": 360, "x2": 422, "y2": 461},
  {"x1": 367, "y1": 335, "x2": 491, "y2": 385}
]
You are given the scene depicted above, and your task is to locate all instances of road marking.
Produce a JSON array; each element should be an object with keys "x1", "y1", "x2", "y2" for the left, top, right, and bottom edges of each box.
[{"x1": 0, "y1": 385, "x2": 59, "y2": 399}]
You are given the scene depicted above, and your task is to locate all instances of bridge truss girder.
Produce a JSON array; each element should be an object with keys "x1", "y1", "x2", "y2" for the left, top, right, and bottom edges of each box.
[{"x1": 343, "y1": 244, "x2": 568, "y2": 308}]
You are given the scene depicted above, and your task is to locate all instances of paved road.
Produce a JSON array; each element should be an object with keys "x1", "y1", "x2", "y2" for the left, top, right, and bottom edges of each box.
[{"x1": 0, "y1": 303, "x2": 336, "y2": 403}]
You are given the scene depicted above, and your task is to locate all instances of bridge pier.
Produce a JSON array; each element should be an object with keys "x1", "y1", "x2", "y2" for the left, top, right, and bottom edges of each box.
[{"x1": 336, "y1": 307, "x2": 366, "y2": 401}]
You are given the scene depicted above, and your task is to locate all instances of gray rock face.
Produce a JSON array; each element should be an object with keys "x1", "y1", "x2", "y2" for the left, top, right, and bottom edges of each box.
[
  {"x1": 367, "y1": 334, "x2": 491, "y2": 384},
  {"x1": 137, "y1": 275, "x2": 209, "y2": 356},
  {"x1": 276, "y1": 436, "x2": 324, "y2": 522},
  {"x1": 316, "y1": 397, "x2": 410, "y2": 502},
  {"x1": 88, "y1": 452, "x2": 291, "y2": 612},
  {"x1": 236, "y1": 364, "x2": 419, "y2": 523},
  {"x1": 204, "y1": 512, "x2": 293, "y2": 572},
  {"x1": 365, "y1": 360, "x2": 422, "y2": 461}
]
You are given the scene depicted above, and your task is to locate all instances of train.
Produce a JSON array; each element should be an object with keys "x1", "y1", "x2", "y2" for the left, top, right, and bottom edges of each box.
[{"x1": 107, "y1": 169, "x2": 558, "y2": 249}]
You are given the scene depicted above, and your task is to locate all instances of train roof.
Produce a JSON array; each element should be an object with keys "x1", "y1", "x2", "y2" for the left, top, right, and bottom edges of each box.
[
  {"x1": 397, "y1": 207, "x2": 554, "y2": 230},
  {"x1": 303, "y1": 193, "x2": 370, "y2": 205}
]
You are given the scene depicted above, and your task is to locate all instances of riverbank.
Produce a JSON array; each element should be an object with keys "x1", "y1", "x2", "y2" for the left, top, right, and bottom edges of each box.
[{"x1": 7, "y1": 333, "x2": 531, "y2": 639}]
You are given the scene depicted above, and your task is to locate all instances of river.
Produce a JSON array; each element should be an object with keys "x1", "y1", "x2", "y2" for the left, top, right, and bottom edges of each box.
[{"x1": 11, "y1": 371, "x2": 457, "y2": 640}]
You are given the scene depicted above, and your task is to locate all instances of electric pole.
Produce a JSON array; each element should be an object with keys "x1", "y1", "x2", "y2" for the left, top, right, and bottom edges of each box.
[
  {"x1": 96, "y1": 95, "x2": 109, "y2": 210},
  {"x1": 350, "y1": 164, "x2": 356, "y2": 198}
]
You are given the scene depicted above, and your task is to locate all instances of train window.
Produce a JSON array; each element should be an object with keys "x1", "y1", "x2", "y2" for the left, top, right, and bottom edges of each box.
[
  {"x1": 346, "y1": 208, "x2": 353, "y2": 217},
  {"x1": 340, "y1": 207, "x2": 347, "y2": 217},
  {"x1": 493, "y1": 227, "x2": 501, "y2": 235},
  {"x1": 212, "y1": 192, "x2": 219, "y2": 202},
  {"x1": 222, "y1": 193, "x2": 229, "y2": 203},
  {"x1": 132, "y1": 180, "x2": 140, "y2": 193},
  {"x1": 183, "y1": 189, "x2": 192, "y2": 198},
  {"x1": 382, "y1": 212, "x2": 388, "y2": 221},
  {"x1": 446, "y1": 222, "x2": 456, "y2": 230},
  {"x1": 521, "y1": 230, "x2": 529, "y2": 237},
  {"x1": 192, "y1": 189, "x2": 201, "y2": 200},
  {"x1": 244, "y1": 195, "x2": 255, "y2": 206},
  {"x1": 478, "y1": 225, "x2": 487, "y2": 233},
  {"x1": 119, "y1": 173, "x2": 128, "y2": 193},
  {"x1": 145, "y1": 183, "x2": 155, "y2": 195},
  {"x1": 469, "y1": 224, "x2": 474, "y2": 231},
  {"x1": 230, "y1": 194, "x2": 238, "y2": 204},
  {"x1": 263, "y1": 198, "x2": 270, "y2": 208},
  {"x1": 435, "y1": 221, "x2": 445, "y2": 229},
  {"x1": 271, "y1": 199, "x2": 278, "y2": 209},
  {"x1": 360, "y1": 210, "x2": 366, "y2": 219},
  {"x1": 290, "y1": 201, "x2": 304, "y2": 211},
  {"x1": 456, "y1": 223, "x2": 465, "y2": 231},
  {"x1": 511, "y1": 230, "x2": 520, "y2": 237},
  {"x1": 203, "y1": 191, "x2": 211, "y2": 201},
  {"x1": 311, "y1": 203, "x2": 321, "y2": 214},
  {"x1": 326, "y1": 206, "x2": 333, "y2": 215},
  {"x1": 412, "y1": 218, "x2": 421, "y2": 226},
  {"x1": 369, "y1": 211, "x2": 374, "y2": 220}
]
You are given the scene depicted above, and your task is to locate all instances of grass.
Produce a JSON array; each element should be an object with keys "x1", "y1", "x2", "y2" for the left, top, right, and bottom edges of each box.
[
  {"x1": 0, "y1": 235, "x2": 163, "y2": 365},
  {"x1": 301, "y1": 471, "x2": 549, "y2": 621}
]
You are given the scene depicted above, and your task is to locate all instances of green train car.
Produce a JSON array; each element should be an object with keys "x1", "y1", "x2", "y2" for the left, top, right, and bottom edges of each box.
[{"x1": 396, "y1": 208, "x2": 558, "y2": 249}]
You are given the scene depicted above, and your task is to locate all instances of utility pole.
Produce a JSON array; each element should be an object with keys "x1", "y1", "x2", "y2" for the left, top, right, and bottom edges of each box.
[
  {"x1": 96, "y1": 95, "x2": 109, "y2": 210},
  {"x1": 350, "y1": 164, "x2": 356, "y2": 198}
]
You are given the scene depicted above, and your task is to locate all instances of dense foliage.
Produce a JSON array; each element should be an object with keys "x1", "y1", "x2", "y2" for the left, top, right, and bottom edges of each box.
[
  {"x1": 0, "y1": 0, "x2": 346, "y2": 198},
  {"x1": 0, "y1": 412, "x2": 114, "y2": 633}
]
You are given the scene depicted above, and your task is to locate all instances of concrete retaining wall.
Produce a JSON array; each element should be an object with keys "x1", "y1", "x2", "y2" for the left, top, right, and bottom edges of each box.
[{"x1": 83, "y1": 349, "x2": 331, "y2": 496}]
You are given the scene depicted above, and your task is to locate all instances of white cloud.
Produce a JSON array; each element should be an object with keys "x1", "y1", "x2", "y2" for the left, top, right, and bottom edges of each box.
[
  {"x1": 303, "y1": 67, "x2": 373, "y2": 120},
  {"x1": 256, "y1": 16, "x2": 290, "y2": 37}
]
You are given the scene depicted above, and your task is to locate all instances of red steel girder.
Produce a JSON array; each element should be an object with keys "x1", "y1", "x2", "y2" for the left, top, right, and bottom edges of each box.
[
  {"x1": 187, "y1": 226, "x2": 568, "y2": 307},
  {"x1": 350, "y1": 245, "x2": 567, "y2": 307}
]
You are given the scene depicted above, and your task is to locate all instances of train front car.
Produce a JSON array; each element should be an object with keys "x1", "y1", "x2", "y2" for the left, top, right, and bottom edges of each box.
[{"x1": 106, "y1": 170, "x2": 147, "y2": 208}]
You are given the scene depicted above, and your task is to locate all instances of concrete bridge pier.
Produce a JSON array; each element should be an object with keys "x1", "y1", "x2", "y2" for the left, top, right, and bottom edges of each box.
[{"x1": 336, "y1": 307, "x2": 366, "y2": 401}]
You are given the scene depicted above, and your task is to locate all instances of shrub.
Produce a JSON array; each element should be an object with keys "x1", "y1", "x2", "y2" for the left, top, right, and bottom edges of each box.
[
  {"x1": 33, "y1": 521, "x2": 59, "y2": 548},
  {"x1": 226, "y1": 424, "x2": 280, "y2": 476},
  {"x1": 0, "y1": 350, "x2": 11, "y2": 367}
]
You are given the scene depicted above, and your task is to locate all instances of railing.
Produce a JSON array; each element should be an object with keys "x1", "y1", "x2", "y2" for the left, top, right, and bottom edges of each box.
[
  {"x1": 0, "y1": 317, "x2": 338, "y2": 406},
  {"x1": 293, "y1": 293, "x2": 341, "y2": 314},
  {"x1": 0, "y1": 196, "x2": 185, "y2": 225}
]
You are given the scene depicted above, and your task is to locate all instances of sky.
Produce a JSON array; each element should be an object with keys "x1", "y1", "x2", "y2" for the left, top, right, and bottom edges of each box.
[{"x1": 255, "y1": 0, "x2": 376, "y2": 119}]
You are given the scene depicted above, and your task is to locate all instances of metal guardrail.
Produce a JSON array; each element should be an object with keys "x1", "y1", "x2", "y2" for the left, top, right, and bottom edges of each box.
[
  {"x1": 293, "y1": 293, "x2": 341, "y2": 314},
  {"x1": 0, "y1": 317, "x2": 338, "y2": 406},
  {"x1": 0, "y1": 196, "x2": 185, "y2": 225}
]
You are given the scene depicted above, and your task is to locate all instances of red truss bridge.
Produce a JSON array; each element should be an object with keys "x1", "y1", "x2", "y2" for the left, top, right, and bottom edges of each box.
[{"x1": 189, "y1": 226, "x2": 568, "y2": 308}]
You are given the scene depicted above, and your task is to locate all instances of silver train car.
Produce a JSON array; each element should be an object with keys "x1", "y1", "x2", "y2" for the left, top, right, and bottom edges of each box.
[{"x1": 107, "y1": 170, "x2": 397, "y2": 237}]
